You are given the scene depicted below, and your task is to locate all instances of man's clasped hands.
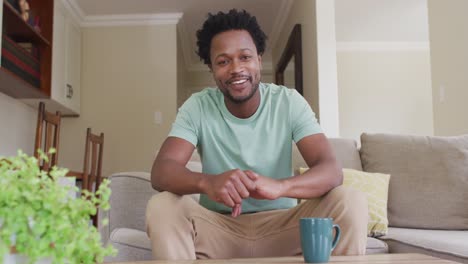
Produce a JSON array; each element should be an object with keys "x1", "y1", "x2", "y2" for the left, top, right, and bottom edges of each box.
[{"x1": 201, "y1": 169, "x2": 287, "y2": 217}]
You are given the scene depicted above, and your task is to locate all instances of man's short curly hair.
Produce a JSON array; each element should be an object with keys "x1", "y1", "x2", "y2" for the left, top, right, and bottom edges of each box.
[{"x1": 196, "y1": 9, "x2": 267, "y2": 65}]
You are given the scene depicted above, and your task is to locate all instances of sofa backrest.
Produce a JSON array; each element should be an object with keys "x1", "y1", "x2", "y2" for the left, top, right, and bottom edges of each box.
[
  {"x1": 360, "y1": 133, "x2": 468, "y2": 229},
  {"x1": 108, "y1": 172, "x2": 156, "y2": 234},
  {"x1": 191, "y1": 138, "x2": 363, "y2": 173},
  {"x1": 292, "y1": 138, "x2": 363, "y2": 172},
  {"x1": 107, "y1": 170, "x2": 200, "y2": 237}
]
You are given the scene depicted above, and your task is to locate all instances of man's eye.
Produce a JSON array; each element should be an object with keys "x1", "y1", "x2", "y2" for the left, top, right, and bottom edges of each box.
[
  {"x1": 241, "y1": 56, "x2": 252, "y2": 60},
  {"x1": 217, "y1": 60, "x2": 228, "y2": 65}
]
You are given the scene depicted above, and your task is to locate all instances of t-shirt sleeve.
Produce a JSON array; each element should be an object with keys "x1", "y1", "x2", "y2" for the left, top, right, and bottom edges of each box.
[
  {"x1": 168, "y1": 96, "x2": 200, "y2": 147},
  {"x1": 289, "y1": 90, "x2": 322, "y2": 142}
]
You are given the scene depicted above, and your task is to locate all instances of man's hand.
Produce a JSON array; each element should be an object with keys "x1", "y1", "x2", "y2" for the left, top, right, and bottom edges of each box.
[
  {"x1": 232, "y1": 204, "x2": 242, "y2": 218},
  {"x1": 245, "y1": 171, "x2": 287, "y2": 200},
  {"x1": 201, "y1": 169, "x2": 257, "y2": 215}
]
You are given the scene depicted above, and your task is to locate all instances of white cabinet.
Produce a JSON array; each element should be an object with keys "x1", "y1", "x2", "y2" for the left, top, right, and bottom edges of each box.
[
  {"x1": 50, "y1": 0, "x2": 81, "y2": 116},
  {"x1": 65, "y1": 18, "x2": 81, "y2": 114},
  {"x1": 0, "y1": 3, "x2": 3, "y2": 60},
  {"x1": 50, "y1": 1, "x2": 67, "y2": 111}
]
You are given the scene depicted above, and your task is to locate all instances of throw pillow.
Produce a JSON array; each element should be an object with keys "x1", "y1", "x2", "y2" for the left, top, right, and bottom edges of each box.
[{"x1": 299, "y1": 167, "x2": 390, "y2": 237}]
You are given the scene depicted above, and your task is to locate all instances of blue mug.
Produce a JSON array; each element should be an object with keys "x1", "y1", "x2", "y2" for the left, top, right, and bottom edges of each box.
[{"x1": 300, "y1": 218, "x2": 341, "y2": 263}]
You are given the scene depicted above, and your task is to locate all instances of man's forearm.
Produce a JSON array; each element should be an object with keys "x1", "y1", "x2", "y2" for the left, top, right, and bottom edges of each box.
[
  {"x1": 281, "y1": 159, "x2": 343, "y2": 199},
  {"x1": 151, "y1": 159, "x2": 208, "y2": 195}
]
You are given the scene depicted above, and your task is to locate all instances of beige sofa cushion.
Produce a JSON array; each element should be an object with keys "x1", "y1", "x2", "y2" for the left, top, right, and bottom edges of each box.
[
  {"x1": 293, "y1": 138, "x2": 363, "y2": 172},
  {"x1": 360, "y1": 133, "x2": 468, "y2": 229},
  {"x1": 381, "y1": 227, "x2": 468, "y2": 263}
]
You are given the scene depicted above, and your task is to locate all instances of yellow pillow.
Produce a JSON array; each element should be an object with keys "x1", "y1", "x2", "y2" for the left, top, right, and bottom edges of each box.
[{"x1": 298, "y1": 167, "x2": 390, "y2": 237}]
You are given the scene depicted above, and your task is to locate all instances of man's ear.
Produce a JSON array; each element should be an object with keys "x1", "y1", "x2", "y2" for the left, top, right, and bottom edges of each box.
[
  {"x1": 208, "y1": 64, "x2": 213, "y2": 73},
  {"x1": 258, "y1": 55, "x2": 263, "y2": 70}
]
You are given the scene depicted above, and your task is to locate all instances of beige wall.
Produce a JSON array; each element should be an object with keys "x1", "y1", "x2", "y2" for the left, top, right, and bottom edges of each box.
[
  {"x1": 0, "y1": 93, "x2": 36, "y2": 156},
  {"x1": 177, "y1": 34, "x2": 188, "y2": 108},
  {"x1": 428, "y1": 0, "x2": 468, "y2": 136},
  {"x1": 273, "y1": 0, "x2": 340, "y2": 136},
  {"x1": 60, "y1": 25, "x2": 178, "y2": 176},
  {"x1": 181, "y1": 70, "x2": 214, "y2": 106},
  {"x1": 273, "y1": 0, "x2": 319, "y2": 116},
  {"x1": 337, "y1": 50, "x2": 434, "y2": 142}
]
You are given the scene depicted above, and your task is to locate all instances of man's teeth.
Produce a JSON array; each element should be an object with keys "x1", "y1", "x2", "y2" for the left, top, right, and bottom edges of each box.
[{"x1": 231, "y1": 79, "x2": 247, "y2": 85}]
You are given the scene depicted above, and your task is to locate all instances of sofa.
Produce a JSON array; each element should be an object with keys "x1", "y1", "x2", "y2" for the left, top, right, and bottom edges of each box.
[{"x1": 100, "y1": 133, "x2": 468, "y2": 263}]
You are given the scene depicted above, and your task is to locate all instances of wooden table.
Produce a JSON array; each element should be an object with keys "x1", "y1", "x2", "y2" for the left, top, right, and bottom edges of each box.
[{"x1": 108, "y1": 253, "x2": 457, "y2": 264}]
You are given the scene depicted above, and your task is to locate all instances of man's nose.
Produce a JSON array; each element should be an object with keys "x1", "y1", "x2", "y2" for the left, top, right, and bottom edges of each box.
[{"x1": 229, "y1": 59, "x2": 243, "y2": 74}]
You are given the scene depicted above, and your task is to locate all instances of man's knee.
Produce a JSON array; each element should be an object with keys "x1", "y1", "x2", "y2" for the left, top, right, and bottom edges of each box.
[
  {"x1": 326, "y1": 185, "x2": 368, "y2": 213},
  {"x1": 328, "y1": 185, "x2": 366, "y2": 202},
  {"x1": 326, "y1": 186, "x2": 368, "y2": 255},
  {"x1": 146, "y1": 192, "x2": 198, "y2": 224}
]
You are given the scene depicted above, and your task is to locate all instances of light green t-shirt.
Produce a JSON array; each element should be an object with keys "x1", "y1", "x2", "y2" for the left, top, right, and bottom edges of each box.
[{"x1": 169, "y1": 83, "x2": 322, "y2": 213}]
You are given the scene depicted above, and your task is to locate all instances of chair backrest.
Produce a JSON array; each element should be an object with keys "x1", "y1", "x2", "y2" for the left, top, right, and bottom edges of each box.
[
  {"x1": 34, "y1": 102, "x2": 62, "y2": 172},
  {"x1": 81, "y1": 128, "x2": 104, "y2": 227}
]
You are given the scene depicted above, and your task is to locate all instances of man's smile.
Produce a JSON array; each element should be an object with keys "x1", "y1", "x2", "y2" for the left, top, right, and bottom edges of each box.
[
  {"x1": 230, "y1": 79, "x2": 247, "y2": 85},
  {"x1": 226, "y1": 76, "x2": 251, "y2": 85},
  {"x1": 227, "y1": 78, "x2": 251, "y2": 92}
]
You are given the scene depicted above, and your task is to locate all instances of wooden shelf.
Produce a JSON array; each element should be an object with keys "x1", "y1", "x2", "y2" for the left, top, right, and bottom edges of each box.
[
  {"x1": 1, "y1": 0, "x2": 53, "y2": 99},
  {"x1": 1, "y1": 0, "x2": 78, "y2": 117},
  {"x1": 2, "y1": 0, "x2": 51, "y2": 46},
  {"x1": 0, "y1": 67, "x2": 47, "y2": 98}
]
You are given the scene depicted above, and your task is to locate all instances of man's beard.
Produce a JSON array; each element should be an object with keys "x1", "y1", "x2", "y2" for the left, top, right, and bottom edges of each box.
[{"x1": 221, "y1": 77, "x2": 260, "y2": 104}]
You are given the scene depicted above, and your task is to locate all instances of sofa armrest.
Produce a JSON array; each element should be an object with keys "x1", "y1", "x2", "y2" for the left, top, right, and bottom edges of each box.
[
  {"x1": 99, "y1": 172, "x2": 157, "y2": 243},
  {"x1": 98, "y1": 202, "x2": 110, "y2": 244},
  {"x1": 99, "y1": 161, "x2": 203, "y2": 244}
]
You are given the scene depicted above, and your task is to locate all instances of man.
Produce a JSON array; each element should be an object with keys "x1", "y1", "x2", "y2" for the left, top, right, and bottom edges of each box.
[{"x1": 146, "y1": 9, "x2": 368, "y2": 260}]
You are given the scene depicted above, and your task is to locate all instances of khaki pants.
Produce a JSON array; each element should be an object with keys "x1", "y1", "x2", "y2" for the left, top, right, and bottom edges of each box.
[{"x1": 146, "y1": 185, "x2": 368, "y2": 260}]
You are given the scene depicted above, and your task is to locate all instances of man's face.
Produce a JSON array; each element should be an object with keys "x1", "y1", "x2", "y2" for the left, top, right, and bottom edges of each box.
[{"x1": 209, "y1": 30, "x2": 262, "y2": 104}]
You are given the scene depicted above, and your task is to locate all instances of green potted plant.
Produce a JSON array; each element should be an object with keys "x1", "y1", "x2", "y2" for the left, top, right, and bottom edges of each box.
[{"x1": 0, "y1": 150, "x2": 116, "y2": 264}]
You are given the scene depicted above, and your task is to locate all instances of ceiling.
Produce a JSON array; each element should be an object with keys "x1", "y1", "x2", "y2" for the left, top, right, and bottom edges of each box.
[
  {"x1": 72, "y1": 0, "x2": 429, "y2": 71},
  {"x1": 73, "y1": 0, "x2": 292, "y2": 71},
  {"x1": 335, "y1": 0, "x2": 429, "y2": 42}
]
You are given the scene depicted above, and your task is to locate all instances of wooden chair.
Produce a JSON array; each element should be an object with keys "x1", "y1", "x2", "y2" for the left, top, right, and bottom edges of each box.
[
  {"x1": 66, "y1": 128, "x2": 105, "y2": 227},
  {"x1": 34, "y1": 102, "x2": 61, "y2": 172},
  {"x1": 81, "y1": 127, "x2": 104, "y2": 227},
  {"x1": 67, "y1": 128, "x2": 104, "y2": 227}
]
